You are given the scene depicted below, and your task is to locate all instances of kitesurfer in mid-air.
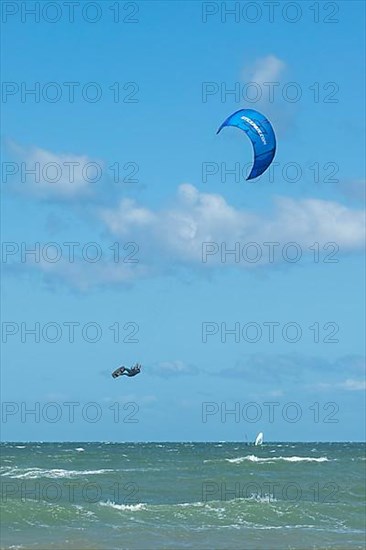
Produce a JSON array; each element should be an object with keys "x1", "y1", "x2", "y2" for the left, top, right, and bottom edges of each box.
[{"x1": 112, "y1": 363, "x2": 141, "y2": 379}]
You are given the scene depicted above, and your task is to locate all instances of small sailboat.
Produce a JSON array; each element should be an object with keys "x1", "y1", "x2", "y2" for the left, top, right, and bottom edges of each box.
[{"x1": 254, "y1": 432, "x2": 263, "y2": 446}]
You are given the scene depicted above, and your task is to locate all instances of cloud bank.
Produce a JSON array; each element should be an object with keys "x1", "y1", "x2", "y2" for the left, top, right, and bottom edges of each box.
[{"x1": 4, "y1": 182, "x2": 365, "y2": 289}]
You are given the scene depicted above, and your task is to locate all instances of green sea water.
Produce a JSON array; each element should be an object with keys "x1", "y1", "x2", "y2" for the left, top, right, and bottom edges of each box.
[{"x1": 1, "y1": 442, "x2": 365, "y2": 549}]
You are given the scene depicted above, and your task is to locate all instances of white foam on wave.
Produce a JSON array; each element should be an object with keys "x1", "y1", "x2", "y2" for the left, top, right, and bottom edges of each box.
[
  {"x1": 226, "y1": 455, "x2": 329, "y2": 464},
  {"x1": 283, "y1": 456, "x2": 329, "y2": 463},
  {"x1": 99, "y1": 500, "x2": 147, "y2": 511},
  {"x1": 1, "y1": 467, "x2": 113, "y2": 479},
  {"x1": 73, "y1": 504, "x2": 96, "y2": 518},
  {"x1": 177, "y1": 501, "x2": 205, "y2": 508},
  {"x1": 75, "y1": 447, "x2": 85, "y2": 452},
  {"x1": 227, "y1": 456, "x2": 254, "y2": 464},
  {"x1": 175, "y1": 495, "x2": 278, "y2": 509},
  {"x1": 247, "y1": 492, "x2": 277, "y2": 503}
]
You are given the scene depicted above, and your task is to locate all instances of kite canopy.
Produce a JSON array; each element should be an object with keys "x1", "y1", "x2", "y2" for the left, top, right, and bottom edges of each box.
[{"x1": 217, "y1": 109, "x2": 276, "y2": 180}]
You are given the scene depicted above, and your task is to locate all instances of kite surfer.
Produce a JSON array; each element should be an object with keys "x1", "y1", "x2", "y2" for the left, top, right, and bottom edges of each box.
[{"x1": 112, "y1": 363, "x2": 141, "y2": 379}]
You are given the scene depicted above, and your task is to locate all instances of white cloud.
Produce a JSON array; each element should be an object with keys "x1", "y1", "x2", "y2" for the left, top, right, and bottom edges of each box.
[
  {"x1": 315, "y1": 379, "x2": 366, "y2": 392},
  {"x1": 247, "y1": 54, "x2": 286, "y2": 86},
  {"x1": 101, "y1": 184, "x2": 365, "y2": 265},
  {"x1": 16, "y1": 255, "x2": 149, "y2": 291},
  {"x1": 100, "y1": 198, "x2": 156, "y2": 236},
  {"x1": 265, "y1": 196, "x2": 365, "y2": 249},
  {"x1": 6, "y1": 142, "x2": 102, "y2": 199},
  {"x1": 339, "y1": 379, "x2": 366, "y2": 391},
  {"x1": 149, "y1": 360, "x2": 199, "y2": 377},
  {"x1": 6, "y1": 182, "x2": 364, "y2": 289},
  {"x1": 242, "y1": 55, "x2": 294, "y2": 135},
  {"x1": 215, "y1": 354, "x2": 366, "y2": 395}
]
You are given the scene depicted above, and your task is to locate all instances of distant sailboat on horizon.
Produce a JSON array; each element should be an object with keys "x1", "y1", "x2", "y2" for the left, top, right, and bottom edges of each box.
[{"x1": 254, "y1": 432, "x2": 263, "y2": 446}]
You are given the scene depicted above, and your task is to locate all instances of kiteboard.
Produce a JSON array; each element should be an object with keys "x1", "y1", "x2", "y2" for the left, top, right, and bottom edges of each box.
[{"x1": 112, "y1": 366, "x2": 126, "y2": 378}]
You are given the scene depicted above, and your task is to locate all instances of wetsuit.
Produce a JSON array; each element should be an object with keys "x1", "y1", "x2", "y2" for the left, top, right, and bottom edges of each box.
[{"x1": 123, "y1": 367, "x2": 140, "y2": 377}]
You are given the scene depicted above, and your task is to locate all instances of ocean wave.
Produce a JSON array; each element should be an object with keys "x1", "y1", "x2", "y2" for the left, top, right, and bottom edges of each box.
[
  {"x1": 226, "y1": 455, "x2": 329, "y2": 464},
  {"x1": 174, "y1": 493, "x2": 279, "y2": 509},
  {"x1": 100, "y1": 495, "x2": 279, "y2": 515},
  {"x1": 73, "y1": 504, "x2": 96, "y2": 518},
  {"x1": 177, "y1": 501, "x2": 206, "y2": 508},
  {"x1": 247, "y1": 492, "x2": 277, "y2": 503},
  {"x1": 99, "y1": 500, "x2": 147, "y2": 511},
  {"x1": 281, "y1": 456, "x2": 329, "y2": 463},
  {"x1": 1, "y1": 467, "x2": 113, "y2": 479}
]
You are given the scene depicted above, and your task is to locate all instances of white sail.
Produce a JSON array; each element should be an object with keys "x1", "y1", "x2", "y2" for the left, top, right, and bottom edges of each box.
[{"x1": 254, "y1": 432, "x2": 263, "y2": 446}]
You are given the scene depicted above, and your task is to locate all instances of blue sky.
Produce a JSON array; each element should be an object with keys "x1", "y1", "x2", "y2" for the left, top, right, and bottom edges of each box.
[{"x1": 1, "y1": 1, "x2": 365, "y2": 442}]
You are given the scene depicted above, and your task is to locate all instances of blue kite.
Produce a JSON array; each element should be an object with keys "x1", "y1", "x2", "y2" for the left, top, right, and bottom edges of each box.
[{"x1": 217, "y1": 109, "x2": 276, "y2": 180}]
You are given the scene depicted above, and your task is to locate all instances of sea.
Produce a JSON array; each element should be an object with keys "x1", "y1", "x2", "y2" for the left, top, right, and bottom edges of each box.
[{"x1": 1, "y1": 442, "x2": 365, "y2": 549}]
